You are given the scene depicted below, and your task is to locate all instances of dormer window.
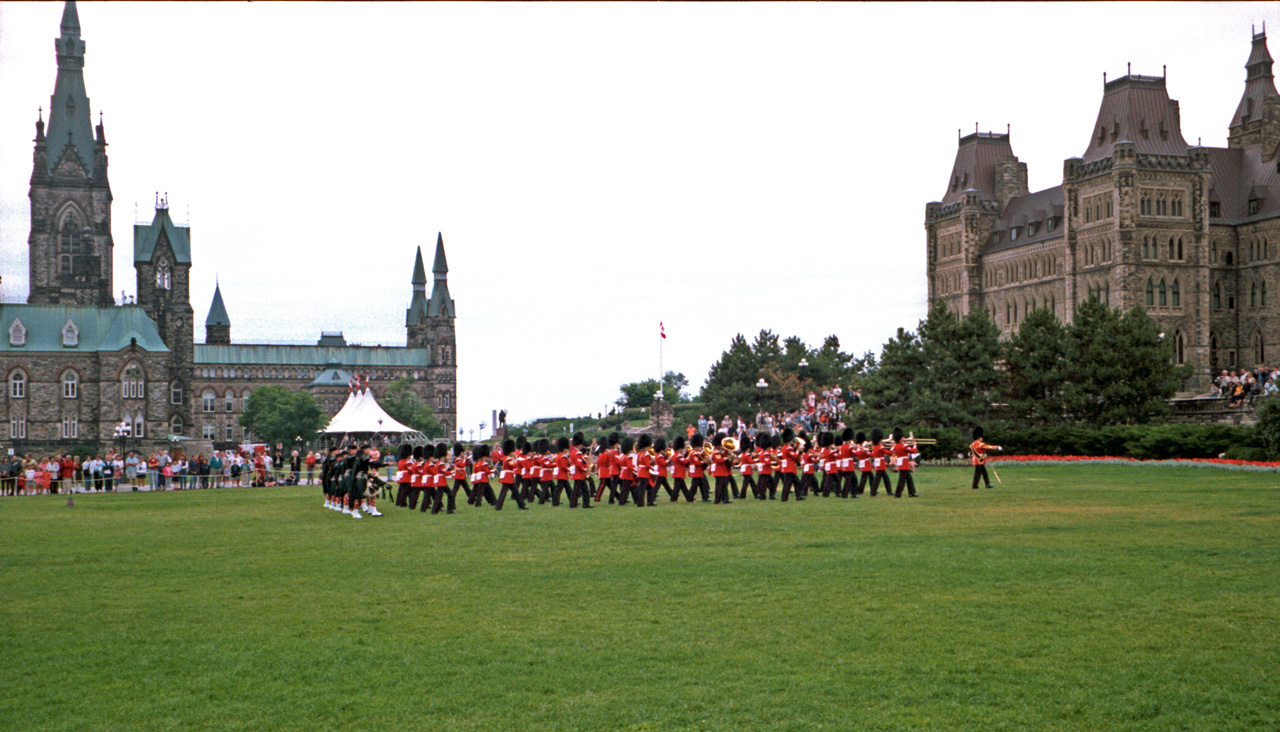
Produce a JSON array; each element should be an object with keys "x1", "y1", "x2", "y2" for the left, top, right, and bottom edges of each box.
[
  {"x1": 1046, "y1": 217, "x2": 1056, "y2": 232},
  {"x1": 1249, "y1": 198, "x2": 1261, "y2": 215},
  {"x1": 61, "y1": 319, "x2": 78, "y2": 347},
  {"x1": 1140, "y1": 118, "x2": 1149, "y2": 140},
  {"x1": 1210, "y1": 201, "x2": 1221, "y2": 217},
  {"x1": 8, "y1": 319, "x2": 25, "y2": 347},
  {"x1": 1010, "y1": 227, "x2": 1019, "y2": 241},
  {"x1": 1159, "y1": 120, "x2": 1169, "y2": 141},
  {"x1": 1027, "y1": 223, "x2": 1038, "y2": 237}
]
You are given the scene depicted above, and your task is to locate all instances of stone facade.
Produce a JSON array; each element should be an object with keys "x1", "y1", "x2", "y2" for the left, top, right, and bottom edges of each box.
[
  {"x1": 1, "y1": 2, "x2": 458, "y2": 455},
  {"x1": 927, "y1": 30, "x2": 1280, "y2": 395}
]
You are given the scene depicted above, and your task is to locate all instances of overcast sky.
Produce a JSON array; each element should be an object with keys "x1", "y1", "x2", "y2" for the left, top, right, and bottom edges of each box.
[{"x1": 0, "y1": 2, "x2": 1270, "y2": 437}]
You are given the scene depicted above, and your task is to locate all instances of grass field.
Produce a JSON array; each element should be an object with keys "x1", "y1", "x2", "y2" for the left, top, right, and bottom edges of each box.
[{"x1": 2, "y1": 465, "x2": 1278, "y2": 732}]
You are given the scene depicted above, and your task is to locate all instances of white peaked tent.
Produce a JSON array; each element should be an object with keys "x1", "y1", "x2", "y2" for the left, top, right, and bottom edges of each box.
[{"x1": 323, "y1": 389, "x2": 425, "y2": 440}]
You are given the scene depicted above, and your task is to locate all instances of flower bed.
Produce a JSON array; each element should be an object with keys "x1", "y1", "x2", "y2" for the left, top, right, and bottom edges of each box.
[{"x1": 987, "y1": 454, "x2": 1280, "y2": 472}]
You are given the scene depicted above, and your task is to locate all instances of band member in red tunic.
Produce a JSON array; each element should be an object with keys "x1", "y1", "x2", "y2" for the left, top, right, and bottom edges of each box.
[
  {"x1": 710, "y1": 433, "x2": 733, "y2": 505},
  {"x1": 852, "y1": 431, "x2": 871, "y2": 497},
  {"x1": 634, "y1": 434, "x2": 654, "y2": 507},
  {"x1": 890, "y1": 427, "x2": 919, "y2": 498},
  {"x1": 738, "y1": 435, "x2": 759, "y2": 500},
  {"x1": 670, "y1": 436, "x2": 693, "y2": 502},
  {"x1": 838, "y1": 427, "x2": 857, "y2": 498},
  {"x1": 650, "y1": 437, "x2": 674, "y2": 504},
  {"x1": 970, "y1": 426, "x2": 1002, "y2": 489},
  {"x1": 799, "y1": 435, "x2": 820, "y2": 497},
  {"x1": 779, "y1": 428, "x2": 803, "y2": 502},
  {"x1": 617, "y1": 437, "x2": 637, "y2": 505},
  {"x1": 431, "y1": 442, "x2": 459, "y2": 514},
  {"x1": 393, "y1": 444, "x2": 413, "y2": 507},
  {"x1": 569, "y1": 433, "x2": 593, "y2": 508},
  {"x1": 688, "y1": 433, "x2": 711, "y2": 502},
  {"x1": 450, "y1": 443, "x2": 475, "y2": 506},
  {"x1": 867, "y1": 427, "x2": 891, "y2": 497},
  {"x1": 817, "y1": 432, "x2": 837, "y2": 497},
  {"x1": 495, "y1": 439, "x2": 528, "y2": 510},
  {"x1": 756, "y1": 435, "x2": 776, "y2": 500},
  {"x1": 552, "y1": 436, "x2": 572, "y2": 506}
]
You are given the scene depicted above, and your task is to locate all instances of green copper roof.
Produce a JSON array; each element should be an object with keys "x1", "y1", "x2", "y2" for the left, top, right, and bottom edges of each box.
[
  {"x1": 412, "y1": 247, "x2": 427, "y2": 285},
  {"x1": 309, "y1": 366, "x2": 354, "y2": 388},
  {"x1": 195, "y1": 344, "x2": 431, "y2": 367},
  {"x1": 428, "y1": 233, "x2": 454, "y2": 318},
  {"x1": 134, "y1": 207, "x2": 191, "y2": 264},
  {"x1": 46, "y1": 0, "x2": 96, "y2": 176},
  {"x1": 0, "y1": 304, "x2": 169, "y2": 353},
  {"x1": 432, "y1": 233, "x2": 448, "y2": 275},
  {"x1": 205, "y1": 283, "x2": 229, "y2": 326}
]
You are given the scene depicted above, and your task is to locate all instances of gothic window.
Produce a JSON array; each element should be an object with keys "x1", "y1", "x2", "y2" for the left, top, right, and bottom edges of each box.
[
  {"x1": 122, "y1": 364, "x2": 145, "y2": 399},
  {"x1": 1211, "y1": 242, "x2": 1218, "y2": 263},
  {"x1": 1252, "y1": 283, "x2": 1258, "y2": 308},
  {"x1": 243, "y1": 390, "x2": 251, "y2": 411},
  {"x1": 1105, "y1": 282, "x2": 1111, "y2": 305},
  {"x1": 1175, "y1": 331, "x2": 1185, "y2": 365},
  {"x1": 225, "y1": 424, "x2": 233, "y2": 441},
  {"x1": 1226, "y1": 251, "x2": 1234, "y2": 265},
  {"x1": 62, "y1": 319, "x2": 78, "y2": 347},
  {"x1": 9, "y1": 319, "x2": 26, "y2": 347},
  {"x1": 225, "y1": 391, "x2": 234, "y2": 412},
  {"x1": 1172, "y1": 279, "x2": 1180, "y2": 307},
  {"x1": 1142, "y1": 236, "x2": 1150, "y2": 259},
  {"x1": 1106, "y1": 196, "x2": 1113, "y2": 218},
  {"x1": 9, "y1": 371, "x2": 27, "y2": 399},
  {"x1": 1249, "y1": 199, "x2": 1260, "y2": 215},
  {"x1": 1171, "y1": 194, "x2": 1183, "y2": 217},
  {"x1": 61, "y1": 416, "x2": 78, "y2": 439},
  {"x1": 1140, "y1": 192, "x2": 1152, "y2": 216},
  {"x1": 202, "y1": 390, "x2": 216, "y2": 413},
  {"x1": 170, "y1": 414, "x2": 184, "y2": 436},
  {"x1": 1168, "y1": 239, "x2": 1175, "y2": 259},
  {"x1": 156, "y1": 261, "x2": 172, "y2": 291},
  {"x1": 62, "y1": 371, "x2": 78, "y2": 399},
  {"x1": 1011, "y1": 227, "x2": 1019, "y2": 240},
  {"x1": 1176, "y1": 238, "x2": 1183, "y2": 260},
  {"x1": 59, "y1": 210, "x2": 86, "y2": 276},
  {"x1": 1213, "y1": 283, "x2": 1222, "y2": 309},
  {"x1": 1159, "y1": 279, "x2": 1167, "y2": 307},
  {"x1": 171, "y1": 382, "x2": 183, "y2": 405},
  {"x1": 120, "y1": 412, "x2": 133, "y2": 437},
  {"x1": 1256, "y1": 333, "x2": 1266, "y2": 365},
  {"x1": 1146, "y1": 279, "x2": 1154, "y2": 306},
  {"x1": 1210, "y1": 201, "x2": 1221, "y2": 217},
  {"x1": 133, "y1": 413, "x2": 145, "y2": 438},
  {"x1": 203, "y1": 422, "x2": 216, "y2": 440},
  {"x1": 1264, "y1": 281, "x2": 1269, "y2": 307},
  {"x1": 9, "y1": 416, "x2": 26, "y2": 439}
]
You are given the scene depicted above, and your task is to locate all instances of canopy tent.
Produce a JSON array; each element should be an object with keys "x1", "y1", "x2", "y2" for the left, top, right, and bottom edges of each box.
[{"x1": 322, "y1": 388, "x2": 425, "y2": 441}]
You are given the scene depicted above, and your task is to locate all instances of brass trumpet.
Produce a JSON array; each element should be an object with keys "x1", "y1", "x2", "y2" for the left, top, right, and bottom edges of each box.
[{"x1": 722, "y1": 437, "x2": 739, "y2": 452}]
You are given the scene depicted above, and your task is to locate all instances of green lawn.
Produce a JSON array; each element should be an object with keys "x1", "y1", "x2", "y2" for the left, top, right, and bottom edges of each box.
[{"x1": 2, "y1": 466, "x2": 1278, "y2": 731}]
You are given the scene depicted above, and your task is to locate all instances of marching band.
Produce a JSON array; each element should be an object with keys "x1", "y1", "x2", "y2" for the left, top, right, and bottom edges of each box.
[{"x1": 316, "y1": 425, "x2": 984, "y2": 518}]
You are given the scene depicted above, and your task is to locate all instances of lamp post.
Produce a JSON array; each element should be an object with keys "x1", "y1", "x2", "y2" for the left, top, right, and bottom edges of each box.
[
  {"x1": 469, "y1": 428, "x2": 474, "y2": 442},
  {"x1": 480, "y1": 421, "x2": 486, "y2": 440},
  {"x1": 755, "y1": 378, "x2": 769, "y2": 426}
]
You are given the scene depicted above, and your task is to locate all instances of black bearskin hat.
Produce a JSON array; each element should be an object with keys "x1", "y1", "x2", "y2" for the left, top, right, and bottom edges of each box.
[
  {"x1": 713, "y1": 432, "x2": 726, "y2": 447},
  {"x1": 854, "y1": 431, "x2": 866, "y2": 444},
  {"x1": 781, "y1": 427, "x2": 795, "y2": 443},
  {"x1": 398, "y1": 444, "x2": 413, "y2": 460},
  {"x1": 973, "y1": 425, "x2": 984, "y2": 440},
  {"x1": 453, "y1": 442, "x2": 464, "y2": 456},
  {"x1": 412, "y1": 445, "x2": 424, "y2": 460},
  {"x1": 740, "y1": 435, "x2": 754, "y2": 452},
  {"x1": 672, "y1": 435, "x2": 686, "y2": 450},
  {"x1": 621, "y1": 436, "x2": 635, "y2": 453},
  {"x1": 819, "y1": 431, "x2": 832, "y2": 448},
  {"x1": 608, "y1": 432, "x2": 620, "y2": 447},
  {"x1": 870, "y1": 427, "x2": 884, "y2": 444},
  {"x1": 690, "y1": 433, "x2": 704, "y2": 448},
  {"x1": 772, "y1": 434, "x2": 783, "y2": 448},
  {"x1": 891, "y1": 427, "x2": 904, "y2": 442},
  {"x1": 556, "y1": 436, "x2": 570, "y2": 452},
  {"x1": 803, "y1": 435, "x2": 813, "y2": 450},
  {"x1": 434, "y1": 442, "x2": 449, "y2": 459},
  {"x1": 572, "y1": 431, "x2": 585, "y2": 447},
  {"x1": 502, "y1": 439, "x2": 516, "y2": 454},
  {"x1": 474, "y1": 444, "x2": 490, "y2": 459},
  {"x1": 834, "y1": 431, "x2": 845, "y2": 446},
  {"x1": 516, "y1": 436, "x2": 528, "y2": 451},
  {"x1": 654, "y1": 437, "x2": 667, "y2": 452},
  {"x1": 638, "y1": 433, "x2": 653, "y2": 450},
  {"x1": 537, "y1": 439, "x2": 549, "y2": 454},
  {"x1": 841, "y1": 427, "x2": 855, "y2": 443}
]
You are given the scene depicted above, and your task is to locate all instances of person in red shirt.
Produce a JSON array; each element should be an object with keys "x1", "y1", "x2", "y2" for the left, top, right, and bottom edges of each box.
[
  {"x1": 867, "y1": 428, "x2": 891, "y2": 497},
  {"x1": 594, "y1": 438, "x2": 613, "y2": 503},
  {"x1": 551, "y1": 436, "x2": 572, "y2": 507},
  {"x1": 604, "y1": 434, "x2": 623, "y2": 504},
  {"x1": 688, "y1": 433, "x2": 710, "y2": 502},
  {"x1": 816, "y1": 432, "x2": 836, "y2": 497},
  {"x1": 710, "y1": 434, "x2": 733, "y2": 504},
  {"x1": 59, "y1": 455, "x2": 76, "y2": 494},
  {"x1": 405, "y1": 445, "x2": 425, "y2": 510},
  {"x1": 634, "y1": 434, "x2": 654, "y2": 507},
  {"x1": 889, "y1": 427, "x2": 920, "y2": 498},
  {"x1": 670, "y1": 436, "x2": 693, "y2": 502},
  {"x1": 394, "y1": 444, "x2": 413, "y2": 507},
  {"x1": 496, "y1": 439, "x2": 528, "y2": 510},
  {"x1": 800, "y1": 436, "x2": 820, "y2": 497},
  {"x1": 838, "y1": 427, "x2": 857, "y2": 498},
  {"x1": 568, "y1": 433, "x2": 593, "y2": 509},
  {"x1": 852, "y1": 431, "x2": 871, "y2": 497},
  {"x1": 650, "y1": 437, "x2": 674, "y2": 503},
  {"x1": 756, "y1": 435, "x2": 776, "y2": 500},
  {"x1": 617, "y1": 436, "x2": 638, "y2": 505},
  {"x1": 430, "y1": 443, "x2": 459, "y2": 514},
  {"x1": 970, "y1": 426, "x2": 1001, "y2": 490},
  {"x1": 779, "y1": 428, "x2": 803, "y2": 502},
  {"x1": 737, "y1": 436, "x2": 759, "y2": 500}
]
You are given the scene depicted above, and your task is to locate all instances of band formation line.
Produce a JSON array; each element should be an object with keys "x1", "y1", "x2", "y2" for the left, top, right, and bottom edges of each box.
[{"x1": 320, "y1": 426, "x2": 1002, "y2": 519}]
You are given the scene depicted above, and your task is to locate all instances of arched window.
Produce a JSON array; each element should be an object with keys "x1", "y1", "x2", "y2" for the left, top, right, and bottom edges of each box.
[
  {"x1": 1146, "y1": 279, "x2": 1155, "y2": 306},
  {"x1": 62, "y1": 319, "x2": 78, "y2": 347},
  {"x1": 59, "y1": 210, "x2": 85, "y2": 277},
  {"x1": 1211, "y1": 242, "x2": 1218, "y2": 263},
  {"x1": 133, "y1": 413, "x2": 145, "y2": 439},
  {"x1": 1158, "y1": 279, "x2": 1167, "y2": 306},
  {"x1": 171, "y1": 382, "x2": 183, "y2": 405},
  {"x1": 122, "y1": 364, "x2": 145, "y2": 399},
  {"x1": 202, "y1": 390, "x2": 216, "y2": 413},
  {"x1": 1168, "y1": 238, "x2": 1175, "y2": 259},
  {"x1": 1252, "y1": 283, "x2": 1258, "y2": 307},
  {"x1": 156, "y1": 261, "x2": 171, "y2": 291},
  {"x1": 1142, "y1": 236, "x2": 1150, "y2": 258},
  {"x1": 1175, "y1": 331, "x2": 1185, "y2": 365},
  {"x1": 1264, "y1": 281, "x2": 1269, "y2": 307},
  {"x1": 8, "y1": 319, "x2": 25, "y2": 347},
  {"x1": 9, "y1": 371, "x2": 26, "y2": 399},
  {"x1": 243, "y1": 390, "x2": 252, "y2": 411},
  {"x1": 1105, "y1": 282, "x2": 1111, "y2": 305},
  {"x1": 61, "y1": 416, "x2": 78, "y2": 439},
  {"x1": 62, "y1": 371, "x2": 78, "y2": 399},
  {"x1": 170, "y1": 414, "x2": 184, "y2": 436},
  {"x1": 1226, "y1": 251, "x2": 1234, "y2": 265},
  {"x1": 1256, "y1": 333, "x2": 1266, "y2": 365},
  {"x1": 225, "y1": 391, "x2": 234, "y2": 412},
  {"x1": 1213, "y1": 283, "x2": 1222, "y2": 309},
  {"x1": 1172, "y1": 279, "x2": 1180, "y2": 307},
  {"x1": 1176, "y1": 237, "x2": 1183, "y2": 260}
]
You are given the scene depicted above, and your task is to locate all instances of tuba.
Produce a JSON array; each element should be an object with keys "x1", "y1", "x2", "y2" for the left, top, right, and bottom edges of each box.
[{"x1": 722, "y1": 437, "x2": 739, "y2": 452}]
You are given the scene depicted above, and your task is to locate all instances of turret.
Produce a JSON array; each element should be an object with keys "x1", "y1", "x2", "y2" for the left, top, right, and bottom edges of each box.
[
  {"x1": 205, "y1": 282, "x2": 230, "y2": 345},
  {"x1": 1228, "y1": 26, "x2": 1280, "y2": 154}
]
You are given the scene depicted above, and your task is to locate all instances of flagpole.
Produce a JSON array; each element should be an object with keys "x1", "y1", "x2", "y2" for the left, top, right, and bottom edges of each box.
[{"x1": 659, "y1": 322, "x2": 664, "y2": 401}]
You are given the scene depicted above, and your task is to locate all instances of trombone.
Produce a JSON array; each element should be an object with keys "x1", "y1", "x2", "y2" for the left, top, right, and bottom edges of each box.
[{"x1": 906, "y1": 432, "x2": 937, "y2": 445}]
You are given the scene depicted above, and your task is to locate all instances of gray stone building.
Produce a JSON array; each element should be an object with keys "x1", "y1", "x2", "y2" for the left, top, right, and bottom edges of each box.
[
  {"x1": 926, "y1": 29, "x2": 1280, "y2": 394},
  {"x1": 1, "y1": 1, "x2": 457, "y2": 455}
]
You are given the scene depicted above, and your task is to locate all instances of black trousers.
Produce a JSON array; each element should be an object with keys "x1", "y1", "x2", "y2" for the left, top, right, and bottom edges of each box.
[
  {"x1": 570, "y1": 479, "x2": 593, "y2": 508},
  {"x1": 454, "y1": 479, "x2": 473, "y2": 505},
  {"x1": 799, "y1": 472, "x2": 818, "y2": 497},
  {"x1": 496, "y1": 482, "x2": 527, "y2": 510},
  {"x1": 819, "y1": 472, "x2": 837, "y2": 497},
  {"x1": 646, "y1": 478, "x2": 665, "y2": 505},
  {"x1": 395, "y1": 482, "x2": 410, "y2": 507},
  {"x1": 713, "y1": 476, "x2": 732, "y2": 504},
  {"x1": 973, "y1": 464, "x2": 991, "y2": 489},
  {"x1": 762, "y1": 473, "x2": 777, "y2": 499},
  {"x1": 553, "y1": 479, "x2": 571, "y2": 506},
  {"x1": 433, "y1": 485, "x2": 458, "y2": 513},
  {"x1": 474, "y1": 480, "x2": 497, "y2": 506},
  {"x1": 741, "y1": 474, "x2": 759, "y2": 500},
  {"x1": 869, "y1": 470, "x2": 891, "y2": 496},
  {"x1": 539, "y1": 480, "x2": 555, "y2": 504},
  {"x1": 728, "y1": 474, "x2": 740, "y2": 500},
  {"x1": 895, "y1": 471, "x2": 916, "y2": 497},
  {"x1": 674, "y1": 477, "x2": 693, "y2": 502},
  {"x1": 780, "y1": 472, "x2": 803, "y2": 501},
  {"x1": 841, "y1": 471, "x2": 858, "y2": 498},
  {"x1": 654, "y1": 476, "x2": 676, "y2": 502},
  {"x1": 855, "y1": 471, "x2": 870, "y2": 496},
  {"x1": 691, "y1": 476, "x2": 711, "y2": 501}
]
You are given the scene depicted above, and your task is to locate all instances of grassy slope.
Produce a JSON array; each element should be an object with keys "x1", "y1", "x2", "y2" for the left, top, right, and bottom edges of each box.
[{"x1": 1, "y1": 466, "x2": 1277, "y2": 732}]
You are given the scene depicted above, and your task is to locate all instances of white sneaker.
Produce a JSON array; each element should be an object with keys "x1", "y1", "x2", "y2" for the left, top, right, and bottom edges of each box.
[
  {"x1": 351, "y1": 509, "x2": 362, "y2": 519},
  {"x1": 342, "y1": 506, "x2": 351, "y2": 514},
  {"x1": 367, "y1": 507, "x2": 382, "y2": 516}
]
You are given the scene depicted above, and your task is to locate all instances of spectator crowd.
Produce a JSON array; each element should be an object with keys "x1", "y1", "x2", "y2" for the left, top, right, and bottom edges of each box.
[
  {"x1": 686, "y1": 386, "x2": 862, "y2": 443},
  {"x1": 1211, "y1": 367, "x2": 1278, "y2": 408}
]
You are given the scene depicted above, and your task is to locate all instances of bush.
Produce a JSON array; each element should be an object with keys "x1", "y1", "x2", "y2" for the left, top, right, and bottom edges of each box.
[
  {"x1": 993, "y1": 423, "x2": 1260, "y2": 460},
  {"x1": 1254, "y1": 395, "x2": 1280, "y2": 459},
  {"x1": 1223, "y1": 445, "x2": 1269, "y2": 461}
]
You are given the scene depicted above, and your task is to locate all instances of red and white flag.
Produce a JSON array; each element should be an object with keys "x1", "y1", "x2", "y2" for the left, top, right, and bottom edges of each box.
[
  {"x1": 348, "y1": 375, "x2": 355, "y2": 393},
  {"x1": 660, "y1": 322, "x2": 666, "y2": 340}
]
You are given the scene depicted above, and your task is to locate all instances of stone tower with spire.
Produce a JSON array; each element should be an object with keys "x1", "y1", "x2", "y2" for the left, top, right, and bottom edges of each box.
[
  {"x1": 406, "y1": 233, "x2": 457, "y2": 430},
  {"x1": 205, "y1": 282, "x2": 230, "y2": 345},
  {"x1": 28, "y1": 0, "x2": 115, "y2": 307},
  {"x1": 1229, "y1": 24, "x2": 1280, "y2": 154}
]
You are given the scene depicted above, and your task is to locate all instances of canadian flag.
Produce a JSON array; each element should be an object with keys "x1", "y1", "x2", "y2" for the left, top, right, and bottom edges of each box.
[{"x1": 660, "y1": 322, "x2": 666, "y2": 340}]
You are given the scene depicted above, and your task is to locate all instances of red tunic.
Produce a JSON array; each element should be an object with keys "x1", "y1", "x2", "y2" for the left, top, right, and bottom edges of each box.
[
  {"x1": 570, "y1": 450, "x2": 588, "y2": 480},
  {"x1": 655, "y1": 453, "x2": 669, "y2": 479},
  {"x1": 971, "y1": 440, "x2": 990, "y2": 466},
  {"x1": 688, "y1": 450, "x2": 705, "y2": 479},
  {"x1": 637, "y1": 450, "x2": 653, "y2": 481},
  {"x1": 554, "y1": 453, "x2": 570, "y2": 481},
  {"x1": 756, "y1": 448, "x2": 774, "y2": 476},
  {"x1": 452, "y1": 456, "x2": 468, "y2": 482},
  {"x1": 779, "y1": 445, "x2": 798, "y2": 475},
  {"x1": 838, "y1": 443, "x2": 854, "y2": 473},
  {"x1": 619, "y1": 453, "x2": 637, "y2": 481},
  {"x1": 870, "y1": 444, "x2": 889, "y2": 471},
  {"x1": 710, "y1": 451, "x2": 730, "y2": 478},
  {"x1": 672, "y1": 451, "x2": 689, "y2": 480},
  {"x1": 500, "y1": 455, "x2": 517, "y2": 485},
  {"x1": 890, "y1": 442, "x2": 915, "y2": 472}
]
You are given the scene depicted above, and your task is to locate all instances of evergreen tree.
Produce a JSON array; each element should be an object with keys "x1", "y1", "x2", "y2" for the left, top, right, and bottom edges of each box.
[{"x1": 1004, "y1": 307, "x2": 1067, "y2": 424}]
